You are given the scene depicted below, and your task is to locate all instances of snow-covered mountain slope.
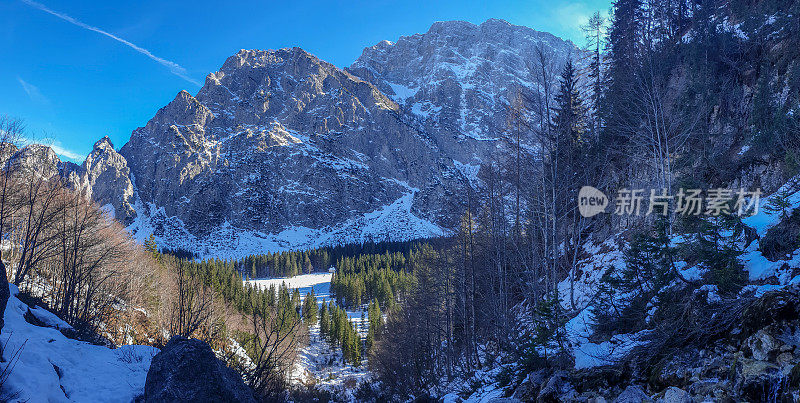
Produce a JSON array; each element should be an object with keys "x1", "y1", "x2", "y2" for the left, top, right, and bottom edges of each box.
[
  {"x1": 0, "y1": 284, "x2": 158, "y2": 402},
  {"x1": 349, "y1": 19, "x2": 578, "y2": 163},
  {"x1": 125, "y1": 186, "x2": 447, "y2": 259},
  {"x1": 115, "y1": 46, "x2": 470, "y2": 256},
  {"x1": 15, "y1": 20, "x2": 577, "y2": 258},
  {"x1": 547, "y1": 175, "x2": 800, "y2": 373}
]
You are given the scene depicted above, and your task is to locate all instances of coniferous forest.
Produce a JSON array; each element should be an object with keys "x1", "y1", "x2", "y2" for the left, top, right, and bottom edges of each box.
[{"x1": 2, "y1": 0, "x2": 800, "y2": 401}]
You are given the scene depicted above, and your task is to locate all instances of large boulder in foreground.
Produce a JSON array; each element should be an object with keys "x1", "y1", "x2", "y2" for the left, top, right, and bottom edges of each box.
[{"x1": 143, "y1": 336, "x2": 255, "y2": 403}]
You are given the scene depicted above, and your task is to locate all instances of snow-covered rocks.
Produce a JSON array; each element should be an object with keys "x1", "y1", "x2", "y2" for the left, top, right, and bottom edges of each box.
[
  {"x1": 2, "y1": 20, "x2": 579, "y2": 259},
  {"x1": 350, "y1": 19, "x2": 577, "y2": 161},
  {"x1": 0, "y1": 284, "x2": 158, "y2": 402},
  {"x1": 143, "y1": 336, "x2": 256, "y2": 403}
]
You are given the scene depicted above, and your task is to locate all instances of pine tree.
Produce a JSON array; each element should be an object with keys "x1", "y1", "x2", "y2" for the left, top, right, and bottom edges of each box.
[
  {"x1": 365, "y1": 326, "x2": 375, "y2": 354},
  {"x1": 320, "y1": 300, "x2": 329, "y2": 339},
  {"x1": 552, "y1": 60, "x2": 588, "y2": 144},
  {"x1": 582, "y1": 11, "x2": 605, "y2": 135},
  {"x1": 601, "y1": 0, "x2": 643, "y2": 154},
  {"x1": 687, "y1": 214, "x2": 747, "y2": 295},
  {"x1": 303, "y1": 289, "x2": 318, "y2": 325},
  {"x1": 764, "y1": 187, "x2": 794, "y2": 219},
  {"x1": 144, "y1": 234, "x2": 159, "y2": 258},
  {"x1": 350, "y1": 326, "x2": 361, "y2": 366},
  {"x1": 368, "y1": 300, "x2": 383, "y2": 337},
  {"x1": 342, "y1": 325, "x2": 352, "y2": 363},
  {"x1": 592, "y1": 217, "x2": 675, "y2": 333}
]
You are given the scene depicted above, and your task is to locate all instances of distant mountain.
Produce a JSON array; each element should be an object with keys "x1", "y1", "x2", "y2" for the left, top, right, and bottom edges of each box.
[
  {"x1": 11, "y1": 19, "x2": 577, "y2": 258},
  {"x1": 349, "y1": 18, "x2": 576, "y2": 160}
]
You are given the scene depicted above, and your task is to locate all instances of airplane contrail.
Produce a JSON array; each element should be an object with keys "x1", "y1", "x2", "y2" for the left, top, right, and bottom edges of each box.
[{"x1": 21, "y1": 0, "x2": 201, "y2": 86}]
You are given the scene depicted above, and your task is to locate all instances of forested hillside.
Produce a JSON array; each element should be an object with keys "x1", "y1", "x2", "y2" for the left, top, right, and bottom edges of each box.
[
  {"x1": 2, "y1": 0, "x2": 800, "y2": 401},
  {"x1": 357, "y1": 0, "x2": 800, "y2": 401}
]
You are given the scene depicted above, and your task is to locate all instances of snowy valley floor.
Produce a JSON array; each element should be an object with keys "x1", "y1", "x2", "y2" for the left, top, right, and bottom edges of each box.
[{"x1": 247, "y1": 273, "x2": 372, "y2": 395}]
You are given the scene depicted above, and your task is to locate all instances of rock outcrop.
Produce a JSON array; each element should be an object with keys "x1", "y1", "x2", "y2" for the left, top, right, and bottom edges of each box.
[
  {"x1": 66, "y1": 136, "x2": 138, "y2": 224},
  {"x1": 349, "y1": 19, "x2": 576, "y2": 162},
  {"x1": 143, "y1": 336, "x2": 255, "y2": 403},
  {"x1": 120, "y1": 47, "x2": 465, "y2": 244},
  {"x1": 2, "y1": 19, "x2": 578, "y2": 257}
]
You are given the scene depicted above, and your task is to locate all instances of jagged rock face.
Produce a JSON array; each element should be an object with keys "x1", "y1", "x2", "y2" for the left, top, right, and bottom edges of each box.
[
  {"x1": 349, "y1": 19, "x2": 577, "y2": 164},
  {"x1": 109, "y1": 21, "x2": 577, "y2": 255},
  {"x1": 120, "y1": 47, "x2": 468, "y2": 241},
  {"x1": 8, "y1": 144, "x2": 62, "y2": 179},
  {"x1": 10, "y1": 20, "x2": 577, "y2": 256},
  {"x1": 67, "y1": 137, "x2": 137, "y2": 224},
  {"x1": 0, "y1": 138, "x2": 137, "y2": 225},
  {"x1": 0, "y1": 143, "x2": 19, "y2": 167}
]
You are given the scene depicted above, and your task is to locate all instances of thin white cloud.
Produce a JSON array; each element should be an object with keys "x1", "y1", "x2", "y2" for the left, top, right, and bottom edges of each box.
[
  {"x1": 21, "y1": 0, "x2": 201, "y2": 86},
  {"x1": 17, "y1": 77, "x2": 50, "y2": 104},
  {"x1": 20, "y1": 137, "x2": 84, "y2": 162},
  {"x1": 49, "y1": 143, "x2": 84, "y2": 162},
  {"x1": 554, "y1": 4, "x2": 591, "y2": 30}
]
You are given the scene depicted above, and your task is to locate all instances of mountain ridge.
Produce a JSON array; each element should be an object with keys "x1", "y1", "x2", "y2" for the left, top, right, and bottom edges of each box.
[{"x1": 11, "y1": 19, "x2": 578, "y2": 258}]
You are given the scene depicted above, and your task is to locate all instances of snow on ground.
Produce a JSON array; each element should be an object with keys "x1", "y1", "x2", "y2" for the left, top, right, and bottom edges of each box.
[
  {"x1": 740, "y1": 240, "x2": 800, "y2": 282},
  {"x1": 246, "y1": 273, "x2": 371, "y2": 391},
  {"x1": 551, "y1": 236, "x2": 655, "y2": 370},
  {"x1": 249, "y1": 272, "x2": 349, "y2": 319},
  {"x1": 28, "y1": 305, "x2": 73, "y2": 331},
  {"x1": 739, "y1": 176, "x2": 800, "y2": 281},
  {"x1": 292, "y1": 325, "x2": 370, "y2": 395},
  {"x1": 387, "y1": 82, "x2": 419, "y2": 103},
  {"x1": 1, "y1": 284, "x2": 158, "y2": 402},
  {"x1": 247, "y1": 273, "x2": 368, "y2": 329},
  {"x1": 562, "y1": 290, "x2": 650, "y2": 370},
  {"x1": 743, "y1": 177, "x2": 800, "y2": 237},
  {"x1": 128, "y1": 187, "x2": 447, "y2": 260},
  {"x1": 558, "y1": 177, "x2": 800, "y2": 371},
  {"x1": 558, "y1": 237, "x2": 625, "y2": 312},
  {"x1": 248, "y1": 273, "x2": 333, "y2": 302},
  {"x1": 453, "y1": 160, "x2": 482, "y2": 188}
]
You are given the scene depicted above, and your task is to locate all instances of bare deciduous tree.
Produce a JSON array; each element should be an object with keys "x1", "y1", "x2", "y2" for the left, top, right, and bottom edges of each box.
[
  {"x1": 244, "y1": 302, "x2": 304, "y2": 398},
  {"x1": 168, "y1": 259, "x2": 214, "y2": 339}
]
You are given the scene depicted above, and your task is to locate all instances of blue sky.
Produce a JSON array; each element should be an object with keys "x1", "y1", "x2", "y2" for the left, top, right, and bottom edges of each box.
[{"x1": 1, "y1": 0, "x2": 611, "y2": 162}]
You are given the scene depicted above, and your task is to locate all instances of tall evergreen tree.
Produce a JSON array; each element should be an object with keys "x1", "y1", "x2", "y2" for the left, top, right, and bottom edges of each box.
[
  {"x1": 319, "y1": 300, "x2": 329, "y2": 339},
  {"x1": 582, "y1": 11, "x2": 605, "y2": 136},
  {"x1": 144, "y1": 234, "x2": 159, "y2": 258},
  {"x1": 601, "y1": 0, "x2": 644, "y2": 155},
  {"x1": 552, "y1": 60, "x2": 588, "y2": 145},
  {"x1": 303, "y1": 289, "x2": 318, "y2": 325}
]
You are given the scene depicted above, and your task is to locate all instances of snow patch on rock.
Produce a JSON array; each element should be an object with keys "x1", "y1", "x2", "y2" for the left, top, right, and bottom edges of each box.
[{"x1": 1, "y1": 284, "x2": 158, "y2": 402}]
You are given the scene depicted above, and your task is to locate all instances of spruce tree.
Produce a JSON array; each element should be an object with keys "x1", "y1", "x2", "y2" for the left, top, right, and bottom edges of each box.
[
  {"x1": 592, "y1": 218, "x2": 675, "y2": 333},
  {"x1": 552, "y1": 59, "x2": 588, "y2": 145},
  {"x1": 303, "y1": 289, "x2": 318, "y2": 325},
  {"x1": 601, "y1": 0, "x2": 643, "y2": 155},
  {"x1": 350, "y1": 326, "x2": 361, "y2": 366},
  {"x1": 764, "y1": 187, "x2": 794, "y2": 219},
  {"x1": 320, "y1": 300, "x2": 329, "y2": 339},
  {"x1": 144, "y1": 234, "x2": 159, "y2": 258}
]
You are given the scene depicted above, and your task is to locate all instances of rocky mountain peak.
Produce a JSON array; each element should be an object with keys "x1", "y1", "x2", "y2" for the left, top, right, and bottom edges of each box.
[
  {"x1": 9, "y1": 144, "x2": 61, "y2": 179},
  {"x1": 349, "y1": 18, "x2": 577, "y2": 164},
  {"x1": 93, "y1": 135, "x2": 114, "y2": 151},
  {"x1": 29, "y1": 20, "x2": 578, "y2": 257}
]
